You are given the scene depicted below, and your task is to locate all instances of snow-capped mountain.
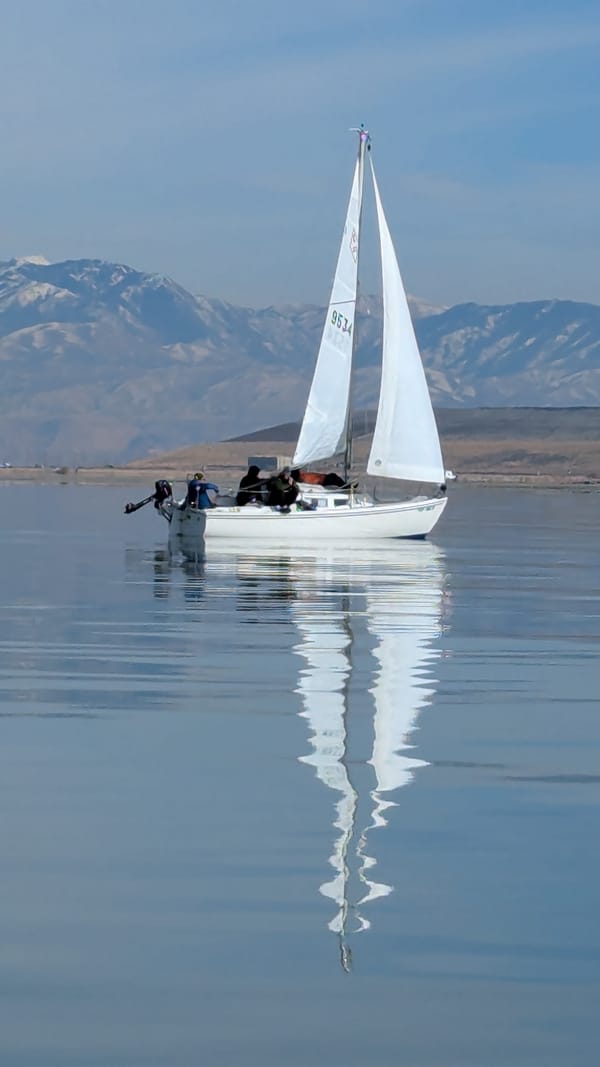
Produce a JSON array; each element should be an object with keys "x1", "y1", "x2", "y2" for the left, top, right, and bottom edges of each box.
[{"x1": 0, "y1": 256, "x2": 598, "y2": 465}]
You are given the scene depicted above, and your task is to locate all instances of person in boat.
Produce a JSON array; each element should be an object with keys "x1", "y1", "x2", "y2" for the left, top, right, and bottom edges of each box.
[
  {"x1": 267, "y1": 467, "x2": 299, "y2": 509},
  {"x1": 236, "y1": 465, "x2": 266, "y2": 506},
  {"x1": 184, "y1": 472, "x2": 219, "y2": 509},
  {"x1": 291, "y1": 468, "x2": 347, "y2": 488}
]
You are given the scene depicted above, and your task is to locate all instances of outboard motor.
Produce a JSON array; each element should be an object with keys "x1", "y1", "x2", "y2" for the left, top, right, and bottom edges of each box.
[
  {"x1": 153, "y1": 479, "x2": 173, "y2": 508},
  {"x1": 124, "y1": 479, "x2": 173, "y2": 516}
]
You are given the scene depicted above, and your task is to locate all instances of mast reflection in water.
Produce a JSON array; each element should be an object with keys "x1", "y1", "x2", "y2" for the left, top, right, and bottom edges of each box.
[{"x1": 292, "y1": 543, "x2": 445, "y2": 971}]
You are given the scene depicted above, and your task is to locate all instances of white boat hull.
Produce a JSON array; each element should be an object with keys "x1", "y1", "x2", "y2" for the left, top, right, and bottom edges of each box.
[{"x1": 162, "y1": 495, "x2": 447, "y2": 546}]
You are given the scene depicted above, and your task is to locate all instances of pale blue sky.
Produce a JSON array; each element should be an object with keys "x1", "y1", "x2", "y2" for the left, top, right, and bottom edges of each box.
[{"x1": 1, "y1": 0, "x2": 599, "y2": 307}]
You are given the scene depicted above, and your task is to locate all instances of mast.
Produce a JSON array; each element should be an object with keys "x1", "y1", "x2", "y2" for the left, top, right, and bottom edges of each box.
[{"x1": 343, "y1": 124, "x2": 370, "y2": 485}]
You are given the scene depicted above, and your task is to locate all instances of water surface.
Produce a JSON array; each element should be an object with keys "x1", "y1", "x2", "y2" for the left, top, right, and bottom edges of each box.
[{"x1": 0, "y1": 483, "x2": 598, "y2": 1065}]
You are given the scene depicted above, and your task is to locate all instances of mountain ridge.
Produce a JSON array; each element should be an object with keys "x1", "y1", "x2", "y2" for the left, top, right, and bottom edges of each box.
[{"x1": 1, "y1": 256, "x2": 599, "y2": 465}]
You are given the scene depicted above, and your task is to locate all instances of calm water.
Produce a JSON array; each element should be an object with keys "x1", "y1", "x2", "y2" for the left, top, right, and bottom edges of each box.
[{"x1": 0, "y1": 483, "x2": 598, "y2": 1066}]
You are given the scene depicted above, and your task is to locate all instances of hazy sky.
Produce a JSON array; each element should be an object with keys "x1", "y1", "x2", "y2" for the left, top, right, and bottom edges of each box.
[{"x1": 1, "y1": 0, "x2": 599, "y2": 307}]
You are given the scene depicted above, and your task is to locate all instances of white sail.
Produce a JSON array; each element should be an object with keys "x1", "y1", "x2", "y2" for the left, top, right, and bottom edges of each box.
[
  {"x1": 292, "y1": 153, "x2": 364, "y2": 468},
  {"x1": 367, "y1": 158, "x2": 445, "y2": 485}
]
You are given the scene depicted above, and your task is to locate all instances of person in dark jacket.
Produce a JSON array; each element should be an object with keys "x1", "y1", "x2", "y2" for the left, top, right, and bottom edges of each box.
[
  {"x1": 184, "y1": 472, "x2": 219, "y2": 509},
  {"x1": 267, "y1": 468, "x2": 299, "y2": 509},
  {"x1": 236, "y1": 465, "x2": 265, "y2": 506}
]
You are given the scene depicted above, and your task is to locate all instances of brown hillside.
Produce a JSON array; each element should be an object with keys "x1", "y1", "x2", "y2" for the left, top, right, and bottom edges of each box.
[{"x1": 124, "y1": 408, "x2": 600, "y2": 489}]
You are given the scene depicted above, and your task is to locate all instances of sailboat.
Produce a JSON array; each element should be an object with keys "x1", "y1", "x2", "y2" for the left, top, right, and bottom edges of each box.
[{"x1": 159, "y1": 126, "x2": 448, "y2": 543}]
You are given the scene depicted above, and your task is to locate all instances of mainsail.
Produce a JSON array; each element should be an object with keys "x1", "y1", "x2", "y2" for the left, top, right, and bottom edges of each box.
[
  {"x1": 367, "y1": 158, "x2": 445, "y2": 484},
  {"x1": 292, "y1": 148, "x2": 365, "y2": 468}
]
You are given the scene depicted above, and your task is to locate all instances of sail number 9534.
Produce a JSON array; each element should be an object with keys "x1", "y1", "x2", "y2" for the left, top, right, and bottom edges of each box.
[{"x1": 331, "y1": 310, "x2": 352, "y2": 335}]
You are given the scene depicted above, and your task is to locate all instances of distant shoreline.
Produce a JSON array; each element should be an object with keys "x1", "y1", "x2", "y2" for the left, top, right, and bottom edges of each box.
[
  {"x1": 1, "y1": 466, "x2": 597, "y2": 491},
  {"x1": 3, "y1": 408, "x2": 599, "y2": 491},
  {"x1": 3, "y1": 409, "x2": 599, "y2": 491}
]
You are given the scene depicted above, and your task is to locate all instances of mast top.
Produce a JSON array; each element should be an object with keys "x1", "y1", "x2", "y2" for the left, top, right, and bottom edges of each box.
[{"x1": 350, "y1": 123, "x2": 371, "y2": 150}]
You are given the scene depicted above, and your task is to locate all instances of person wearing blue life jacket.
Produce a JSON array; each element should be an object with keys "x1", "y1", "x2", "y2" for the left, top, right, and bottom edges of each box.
[{"x1": 184, "y1": 472, "x2": 219, "y2": 509}]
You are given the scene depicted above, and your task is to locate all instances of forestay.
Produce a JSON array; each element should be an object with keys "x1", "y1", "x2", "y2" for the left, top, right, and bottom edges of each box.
[
  {"x1": 293, "y1": 156, "x2": 364, "y2": 468},
  {"x1": 367, "y1": 158, "x2": 445, "y2": 485}
]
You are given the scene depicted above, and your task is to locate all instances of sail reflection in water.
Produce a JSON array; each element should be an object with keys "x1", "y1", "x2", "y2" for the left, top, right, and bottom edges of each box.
[
  {"x1": 166, "y1": 538, "x2": 445, "y2": 968},
  {"x1": 292, "y1": 543, "x2": 445, "y2": 969}
]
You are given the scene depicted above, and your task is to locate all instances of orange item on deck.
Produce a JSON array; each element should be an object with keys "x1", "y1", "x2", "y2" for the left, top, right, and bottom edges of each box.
[{"x1": 297, "y1": 471, "x2": 327, "y2": 485}]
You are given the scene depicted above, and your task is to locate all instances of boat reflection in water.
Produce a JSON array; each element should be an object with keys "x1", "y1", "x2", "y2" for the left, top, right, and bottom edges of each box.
[
  {"x1": 290, "y1": 542, "x2": 445, "y2": 971},
  {"x1": 168, "y1": 537, "x2": 446, "y2": 970}
]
